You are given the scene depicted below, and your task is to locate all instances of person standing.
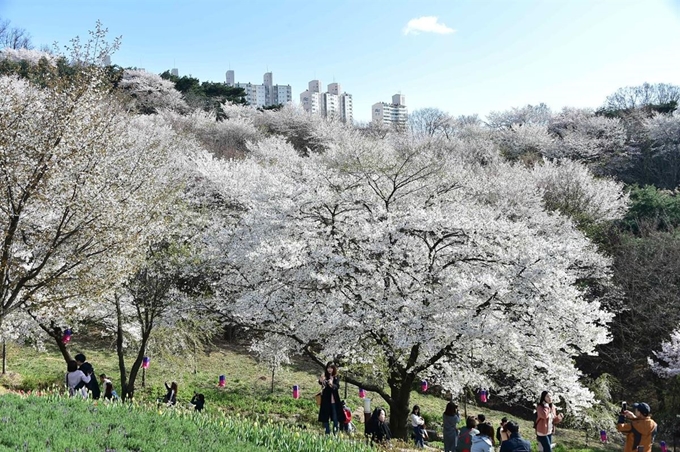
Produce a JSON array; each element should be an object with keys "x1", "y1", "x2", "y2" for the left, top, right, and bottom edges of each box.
[
  {"x1": 443, "y1": 402, "x2": 461, "y2": 452},
  {"x1": 535, "y1": 391, "x2": 563, "y2": 452},
  {"x1": 411, "y1": 405, "x2": 426, "y2": 448},
  {"x1": 616, "y1": 402, "x2": 657, "y2": 452},
  {"x1": 74, "y1": 353, "x2": 101, "y2": 399},
  {"x1": 500, "y1": 421, "x2": 531, "y2": 452},
  {"x1": 317, "y1": 362, "x2": 342, "y2": 434}
]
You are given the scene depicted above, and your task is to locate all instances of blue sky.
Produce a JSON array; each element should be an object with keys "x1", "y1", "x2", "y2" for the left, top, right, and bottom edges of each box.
[{"x1": 2, "y1": 0, "x2": 679, "y2": 122}]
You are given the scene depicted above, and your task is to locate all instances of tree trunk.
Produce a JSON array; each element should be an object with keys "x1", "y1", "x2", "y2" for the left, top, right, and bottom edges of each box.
[
  {"x1": 126, "y1": 331, "x2": 151, "y2": 400},
  {"x1": 2, "y1": 339, "x2": 5, "y2": 374},
  {"x1": 271, "y1": 367, "x2": 275, "y2": 394},
  {"x1": 54, "y1": 335, "x2": 72, "y2": 363},
  {"x1": 115, "y1": 295, "x2": 130, "y2": 400},
  {"x1": 26, "y1": 315, "x2": 73, "y2": 363},
  {"x1": 387, "y1": 373, "x2": 415, "y2": 441},
  {"x1": 115, "y1": 294, "x2": 153, "y2": 401}
]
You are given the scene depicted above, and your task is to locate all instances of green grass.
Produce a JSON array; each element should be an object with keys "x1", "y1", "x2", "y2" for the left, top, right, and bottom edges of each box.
[
  {"x1": 0, "y1": 393, "x2": 373, "y2": 451},
  {"x1": 0, "y1": 341, "x2": 642, "y2": 451}
]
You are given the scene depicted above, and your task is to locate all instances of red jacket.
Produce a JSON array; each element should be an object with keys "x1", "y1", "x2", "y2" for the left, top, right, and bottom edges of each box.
[{"x1": 535, "y1": 403, "x2": 561, "y2": 436}]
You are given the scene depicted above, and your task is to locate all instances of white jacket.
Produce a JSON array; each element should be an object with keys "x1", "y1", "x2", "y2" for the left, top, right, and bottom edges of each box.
[{"x1": 66, "y1": 370, "x2": 91, "y2": 397}]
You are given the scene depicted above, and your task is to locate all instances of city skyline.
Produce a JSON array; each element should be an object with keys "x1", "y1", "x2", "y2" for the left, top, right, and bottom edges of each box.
[{"x1": 2, "y1": 0, "x2": 680, "y2": 122}]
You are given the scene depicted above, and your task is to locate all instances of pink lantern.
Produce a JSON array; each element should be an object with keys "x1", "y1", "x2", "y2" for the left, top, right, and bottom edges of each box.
[
  {"x1": 661, "y1": 441, "x2": 668, "y2": 452},
  {"x1": 61, "y1": 328, "x2": 72, "y2": 344},
  {"x1": 421, "y1": 380, "x2": 428, "y2": 392},
  {"x1": 599, "y1": 430, "x2": 607, "y2": 443},
  {"x1": 292, "y1": 385, "x2": 300, "y2": 399},
  {"x1": 218, "y1": 375, "x2": 226, "y2": 387},
  {"x1": 142, "y1": 357, "x2": 150, "y2": 369},
  {"x1": 359, "y1": 388, "x2": 366, "y2": 399}
]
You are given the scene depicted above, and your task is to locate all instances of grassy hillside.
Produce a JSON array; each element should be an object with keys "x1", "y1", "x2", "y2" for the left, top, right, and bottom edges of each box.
[
  {"x1": 0, "y1": 341, "x2": 631, "y2": 451},
  {"x1": 0, "y1": 393, "x2": 372, "y2": 451}
]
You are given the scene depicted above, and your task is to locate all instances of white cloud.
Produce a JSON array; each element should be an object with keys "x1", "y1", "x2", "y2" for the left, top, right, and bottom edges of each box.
[{"x1": 403, "y1": 16, "x2": 456, "y2": 35}]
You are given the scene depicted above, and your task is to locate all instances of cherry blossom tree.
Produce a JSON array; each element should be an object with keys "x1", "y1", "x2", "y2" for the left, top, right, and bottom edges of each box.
[
  {"x1": 193, "y1": 126, "x2": 625, "y2": 438},
  {"x1": 487, "y1": 103, "x2": 552, "y2": 130},
  {"x1": 119, "y1": 69, "x2": 188, "y2": 114},
  {"x1": 250, "y1": 334, "x2": 295, "y2": 393},
  {"x1": 160, "y1": 108, "x2": 262, "y2": 160},
  {"x1": 547, "y1": 108, "x2": 628, "y2": 176},
  {"x1": 0, "y1": 48, "x2": 55, "y2": 65},
  {"x1": 649, "y1": 329, "x2": 680, "y2": 378},
  {"x1": 0, "y1": 24, "x2": 189, "y2": 365}
]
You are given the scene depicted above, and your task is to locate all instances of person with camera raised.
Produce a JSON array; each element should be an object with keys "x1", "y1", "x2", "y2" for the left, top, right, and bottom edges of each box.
[
  {"x1": 616, "y1": 402, "x2": 657, "y2": 452},
  {"x1": 535, "y1": 391, "x2": 563, "y2": 451}
]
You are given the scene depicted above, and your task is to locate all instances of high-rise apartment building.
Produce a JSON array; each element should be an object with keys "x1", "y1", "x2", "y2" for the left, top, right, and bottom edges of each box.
[
  {"x1": 300, "y1": 80, "x2": 353, "y2": 123},
  {"x1": 225, "y1": 70, "x2": 292, "y2": 107},
  {"x1": 372, "y1": 94, "x2": 408, "y2": 128}
]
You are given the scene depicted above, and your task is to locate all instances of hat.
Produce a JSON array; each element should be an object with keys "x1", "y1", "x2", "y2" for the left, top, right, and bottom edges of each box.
[
  {"x1": 505, "y1": 421, "x2": 519, "y2": 434},
  {"x1": 74, "y1": 353, "x2": 86, "y2": 362},
  {"x1": 633, "y1": 402, "x2": 651, "y2": 416}
]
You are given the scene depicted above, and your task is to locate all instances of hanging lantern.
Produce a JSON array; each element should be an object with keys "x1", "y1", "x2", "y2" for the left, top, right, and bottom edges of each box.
[
  {"x1": 292, "y1": 385, "x2": 300, "y2": 399},
  {"x1": 359, "y1": 388, "x2": 366, "y2": 399},
  {"x1": 218, "y1": 375, "x2": 226, "y2": 387},
  {"x1": 599, "y1": 430, "x2": 607, "y2": 443},
  {"x1": 142, "y1": 357, "x2": 150, "y2": 369},
  {"x1": 363, "y1": 397, "x2": 371, "y2": 414},
  {"x1": 421, "y1": 380, "x2": 428, "y2": 392},
  {"x1": 61, "y1": 328, "x2": 72, "y2": 344},
  {"x1": 661, "y1": 441, "x2": 668, "y2": 452}
]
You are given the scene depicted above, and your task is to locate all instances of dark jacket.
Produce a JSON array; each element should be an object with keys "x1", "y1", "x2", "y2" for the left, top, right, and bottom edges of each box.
[
  {"x1": 76, "y1": 361, "x2": 101, "y2": 399},
  {"x1": 366, "y1": 409, "x2": 392, "y2": 443},
  {"x1": 317, "y1": 375, "x2": 343, "y2": 423},
  {"x1": 164, "y1": 382, "x2": 177, "y2": 405},
  {"x1": 499, "y1": 433, "x2": 531, "y2": 452},
  {"x1": 190, "y1": 394, "x2": 205, "y2": 412},
  {"x1": 371, "y1": 420, "x2": 392, "y2": 443}
]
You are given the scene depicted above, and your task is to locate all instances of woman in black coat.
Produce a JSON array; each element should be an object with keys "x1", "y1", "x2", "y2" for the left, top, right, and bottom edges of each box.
[
  {"x1": 367, "y1": 407, "x2": 392, "y2": 444},
  {"x1": 318, "y1": 362, "x2": 343, "y2": 434}
]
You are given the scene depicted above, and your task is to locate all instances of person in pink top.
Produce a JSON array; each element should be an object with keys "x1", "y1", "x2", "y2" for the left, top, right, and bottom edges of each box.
[{"x1": 535, "y1": 391, "x2": 564, "y2": 452}]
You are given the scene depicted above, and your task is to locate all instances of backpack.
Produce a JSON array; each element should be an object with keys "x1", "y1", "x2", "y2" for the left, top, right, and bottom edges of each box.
[
  {"x1": 342, "y1": 406, "x2": 352, "y2": 424},
  {"x1": 533, "y1": 410, "x2": 539, "y2": 429},
  {"x1": 457, "y1": 429, "x2": 473, "y2": 452},
  {"x1": 496, "y1": 425, "x2": 502, "y2": 442}
]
